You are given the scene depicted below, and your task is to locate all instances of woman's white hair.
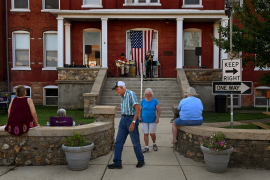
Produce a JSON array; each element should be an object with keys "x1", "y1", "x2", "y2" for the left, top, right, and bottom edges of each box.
[
  {"x1": 145, "y1": 88, "x2": 153, "y2": 96},
  {"x1": 57, "y1": 108, "x2": 66, "y2": 117}
]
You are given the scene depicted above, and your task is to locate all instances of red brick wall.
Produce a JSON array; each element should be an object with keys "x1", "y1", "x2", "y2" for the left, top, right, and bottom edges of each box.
[{"x1": 0, "y1": 0, "x2": 6, "y2": 84}]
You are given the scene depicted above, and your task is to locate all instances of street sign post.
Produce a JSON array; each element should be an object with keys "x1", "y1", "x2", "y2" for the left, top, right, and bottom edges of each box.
[
  {"x1": 222, "y1": 59, "x2": 242, "y2": 81},
  {"x1": 212, "y1": 81, "x2": 253, "y2": 95}
]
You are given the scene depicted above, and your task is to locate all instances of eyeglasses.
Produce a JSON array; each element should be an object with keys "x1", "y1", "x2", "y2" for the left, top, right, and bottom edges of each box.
[{"x1": 145, "y1": 94, "x2": 151, "y2": 96}]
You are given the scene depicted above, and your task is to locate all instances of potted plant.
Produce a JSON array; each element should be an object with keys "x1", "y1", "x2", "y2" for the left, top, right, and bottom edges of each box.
[
  {"x1": 62, "y1": 131, "x2": 94, "y2": 171},
  {"x1": 200, "y1": 132, "x2": 234, "y2": 173}
]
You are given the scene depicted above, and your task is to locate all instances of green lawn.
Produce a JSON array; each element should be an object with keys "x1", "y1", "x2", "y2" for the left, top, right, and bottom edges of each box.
[
  {"x1": 202, "y1": 111, "x2": 268, "y2": 123},
  {"x1": 222, "y1": 123, "x2": 270, "y2": 129},
  {"x1": 0, "y1": 105, "x2": 95, "y2": 126}
]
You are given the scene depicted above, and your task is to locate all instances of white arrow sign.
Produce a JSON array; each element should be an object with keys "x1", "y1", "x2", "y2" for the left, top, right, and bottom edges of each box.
[{"x1": 215, "y1": 83, "x2": 250, "y2": 93}]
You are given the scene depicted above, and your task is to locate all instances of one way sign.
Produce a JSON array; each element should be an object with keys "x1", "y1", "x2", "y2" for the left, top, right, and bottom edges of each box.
[
  {"x1": 212, "y1": 81, "x2": 252, "y2": 95},
  {"x1": 222, "y1": 59, "x2": 242, "y2": 82}
]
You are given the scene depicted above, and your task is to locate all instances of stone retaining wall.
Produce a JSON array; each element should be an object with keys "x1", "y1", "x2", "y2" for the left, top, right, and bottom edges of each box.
[
  {"x1": 185, "y1": 69, "x2": 222, "y2": 82},
  {"x1": 174, "y1": 125, "x2": 270, "y2": 170},
  {"x1": 0, "y1": 106, "x2": 117, "y2": 166}
]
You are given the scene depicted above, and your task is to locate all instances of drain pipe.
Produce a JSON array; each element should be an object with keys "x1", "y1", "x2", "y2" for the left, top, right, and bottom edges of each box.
[{"x1": 5, "y1": 0, "x2": 10, "y2": 92}]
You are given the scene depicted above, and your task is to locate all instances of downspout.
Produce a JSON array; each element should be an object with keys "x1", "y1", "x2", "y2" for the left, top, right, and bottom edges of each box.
[{"x1": 5, "y1": 0, "x2": 10, "y2": 92}]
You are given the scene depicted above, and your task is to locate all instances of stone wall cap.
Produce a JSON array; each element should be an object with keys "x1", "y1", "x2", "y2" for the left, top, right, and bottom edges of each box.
[
  {"x1": 0, "y1": 122, "x2": 112, "y2": 137},
  {"x1": 92, "y1": 106, "x2": 117, "y2": 115},
  {"x1": 83, "y1": 93, "x2": 99, "y2": 97},
  {"x1": 179, "y1": 124, "x2": 270, "y2": 140}
]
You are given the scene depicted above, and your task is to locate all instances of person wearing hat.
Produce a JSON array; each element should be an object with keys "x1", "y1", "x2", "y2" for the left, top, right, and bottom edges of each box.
[
  {"x1": 171, "y1": 87, "x2": 203, "y2": 144},
  {"x1": 145, "y1": 50, "x2": 154, "y2": 78},
  {"x1": 115, "y1": 53, "x2": 129, "y2": 77},
  {"x1": 108, "y1": 81, "x2": 145, "y2": 169}
]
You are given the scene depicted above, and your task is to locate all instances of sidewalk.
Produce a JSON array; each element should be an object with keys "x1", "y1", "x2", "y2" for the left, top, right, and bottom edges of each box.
[{"x1": 0, "y1": 118, "x2": 269, "y2": 180}]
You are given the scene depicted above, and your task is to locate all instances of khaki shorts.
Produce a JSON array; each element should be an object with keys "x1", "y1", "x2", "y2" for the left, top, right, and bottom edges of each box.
[{"x1": 141, "y1": 122, "x2": 157, "y2": 134}]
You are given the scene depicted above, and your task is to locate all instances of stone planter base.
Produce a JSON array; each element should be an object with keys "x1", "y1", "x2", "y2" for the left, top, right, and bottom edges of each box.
[
  {"x1": 62, "y1": 142, "x2": 94, "y2": 171},
  {"x1": 200, "y1": 144, "x2": 233, "y2": 173}
]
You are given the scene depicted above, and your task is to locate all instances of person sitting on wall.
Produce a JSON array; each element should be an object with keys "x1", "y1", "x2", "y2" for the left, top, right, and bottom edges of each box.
[
  {"x1": 171, "y1": 87, "x2": 203, "y2": 144},
  {"x1": 145, "y1": 50, "x2": 154, "y2": 78},
  {"x1": 115, "y1": 53, "x2": 129, "y2": 77},
  {"x1": 50, "y1": 108, "x2": 75, "y2": 126},
  {"x1": 5, "y1": 85, "x2": 40, "y2": 136}
]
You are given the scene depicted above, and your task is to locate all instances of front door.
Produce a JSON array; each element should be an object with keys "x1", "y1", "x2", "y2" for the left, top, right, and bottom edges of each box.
[{"x1": 183, "y1": 29, "x2": 201, "y2": 67}]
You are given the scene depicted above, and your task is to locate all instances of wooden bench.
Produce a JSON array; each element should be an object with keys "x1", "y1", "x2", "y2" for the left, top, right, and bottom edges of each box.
[
  {"x1": 262, "y1": 112, "x2": 270, "y2": 116},
  {"x1": 252, "y1": 122, "x2": 270, "y2": 130}
]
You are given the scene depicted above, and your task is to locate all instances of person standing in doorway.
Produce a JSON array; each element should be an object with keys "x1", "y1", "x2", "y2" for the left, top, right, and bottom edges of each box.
[
  {"x1": 139, "y1": 88, "x2": 160, "y2": 153},
  {"x1": 108, "y1": 81, "x2": 145, "y2": 169}
]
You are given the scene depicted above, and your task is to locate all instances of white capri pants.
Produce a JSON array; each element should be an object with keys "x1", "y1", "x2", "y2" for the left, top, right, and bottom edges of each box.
[{"x1": 141, "y1": 122, "x2": 157, "y2": 134}]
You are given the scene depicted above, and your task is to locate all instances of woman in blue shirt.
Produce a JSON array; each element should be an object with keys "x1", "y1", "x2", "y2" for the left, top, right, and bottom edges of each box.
[
  {"x1": 172, "y1": 87, "x2": 203, "y2": 144},
  {"x1": 139, "y1": 88, "x2": 161, "y2": 153}
]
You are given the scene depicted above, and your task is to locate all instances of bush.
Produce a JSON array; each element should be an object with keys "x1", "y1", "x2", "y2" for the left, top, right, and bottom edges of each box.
[
  {"x1": 62, "y1": 131, "x2": 91, "y2": 147},
  {"x1": 202, "y1": 132, "x2": 233, "y2": 151}
]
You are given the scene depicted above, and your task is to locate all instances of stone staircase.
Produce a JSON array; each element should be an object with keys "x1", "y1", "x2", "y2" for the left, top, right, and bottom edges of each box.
[{"x1": 99, "y1": 77, "x2": 182, "y2": 118}]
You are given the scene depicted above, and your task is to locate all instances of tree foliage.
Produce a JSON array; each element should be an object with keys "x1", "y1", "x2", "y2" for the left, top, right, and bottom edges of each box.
[{"x1": 212, "y1": 0, "x2": 270, "y2": 85}]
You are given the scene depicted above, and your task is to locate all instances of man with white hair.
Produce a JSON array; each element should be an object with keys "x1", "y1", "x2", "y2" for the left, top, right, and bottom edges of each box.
[
  {"x1": 108, "y1": 81, "x2": 145, "y2": 169},
  {"x1": 171, "y1": 87, "x2": 203, "y2": 144}
]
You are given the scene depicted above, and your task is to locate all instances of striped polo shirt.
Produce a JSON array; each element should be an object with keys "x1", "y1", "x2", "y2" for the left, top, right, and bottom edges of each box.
[{"x1": 121, "y1": 89, "x2": 139, "y2": 115}]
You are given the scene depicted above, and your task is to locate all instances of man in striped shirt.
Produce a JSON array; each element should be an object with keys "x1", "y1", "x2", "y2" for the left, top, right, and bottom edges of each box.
[{"x1": 108, "y1": 81, "x2": 145, "y2": 169}]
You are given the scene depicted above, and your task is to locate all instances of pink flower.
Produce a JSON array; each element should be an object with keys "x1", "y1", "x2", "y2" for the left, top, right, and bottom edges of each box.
[
  {"x1": 230, "y1": 146, "x2": 233, "y2": 149},
  {"x1": 203, "y1": 136, "x2": 205, "y2": 138},
  {"x1": 221, "y1": 143, "x2": 223, "y2": 146},
  {"x1": 214, "y1": 148, "x2": 217, "y2": 150},
  {"x1": 224, "y1": 145, "x2": 226, "y2": 147}
]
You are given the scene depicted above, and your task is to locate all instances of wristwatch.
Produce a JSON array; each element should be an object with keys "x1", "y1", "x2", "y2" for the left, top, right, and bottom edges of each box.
[{"x1": 132, "y1": 121, "x2": 136, "y2": 123}]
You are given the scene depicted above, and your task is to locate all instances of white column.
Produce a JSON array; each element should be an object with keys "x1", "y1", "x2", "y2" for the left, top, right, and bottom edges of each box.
[
  {"x1": 101, "y1": 18, "x2": 108, "y2": 68},
  {"x1": 220, "y1": 18, "x2": 229, "y2": 69},
  {"x1": 213, "y1": 22, "x2": 220, "y2": 69},
  {"x1": 65, "y1": 23, "x2": 71, "y2": 65},
  {"x1": 176, "y1": 18, "x2": 184, "y2": 68},
  {"x1": 57, "y1": 17, "x2": 64, "y2": 67}
]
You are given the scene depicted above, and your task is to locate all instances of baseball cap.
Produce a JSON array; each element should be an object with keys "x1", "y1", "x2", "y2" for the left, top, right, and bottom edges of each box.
[{"x1": 112, "y1": 81, "x2": 125, "y2": 90}]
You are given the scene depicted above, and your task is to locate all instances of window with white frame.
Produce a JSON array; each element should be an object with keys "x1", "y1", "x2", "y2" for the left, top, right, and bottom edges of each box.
[
  {"x1": 254, "y1": 86, "x2": 270, "y2": 107},
  {"x1": 124, "y1": 0, "x2": 161, "y2": 6},
  {"x1": 182, "y1": 0, "x2": 203, "y2": 8},
  {"x1": 12, "y1": 31, "x2": 30, "y2": 70},
  {"x1": 82, "y1": 0, "x2": 103, "y2": 8},
  {"x1": 42, "y1": 0, "x2": 60, "y2": 11},
  {"x1": 227, "y1": 95, "x2": 241, "y2": 108},
  {"x1": 13, "y1": 85, "x2": 31, "y2": 98},
  {"x1": 43, "y1": 31, "x2": 58, "y2": 69},
  {"x1": 11, "y1": 0, "x2": 30, "y2": 12},
  {"x1": 43, "y1": 86, "x2": 58, "y2": 105}
]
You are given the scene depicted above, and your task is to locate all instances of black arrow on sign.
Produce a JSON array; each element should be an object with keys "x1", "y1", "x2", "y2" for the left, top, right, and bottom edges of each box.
[{"x1": 225, "y1": 68, "x2": 238, "y2": 75}]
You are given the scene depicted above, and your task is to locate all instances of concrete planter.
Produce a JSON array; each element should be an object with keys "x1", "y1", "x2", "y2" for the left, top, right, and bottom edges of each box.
[
  {"x1": 200, "y1": 144, "x2": 233, "y2": 173},
  {"x1": 62, "y1": 142, "x2": 94, "y2": 171}
]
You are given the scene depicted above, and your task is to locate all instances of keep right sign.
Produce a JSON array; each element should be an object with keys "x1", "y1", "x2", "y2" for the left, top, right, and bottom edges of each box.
[{"x1": 222, "y1": 58, "x2": 242, "y2": 82}]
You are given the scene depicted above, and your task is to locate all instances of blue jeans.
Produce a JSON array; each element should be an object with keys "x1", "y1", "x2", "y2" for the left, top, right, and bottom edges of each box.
[
  {"x1": 174, "y1": 118, "x2": 203, "y2": 126},
  {"x1": 113, "y1": 116, "x2": 144, "y2": 165}
]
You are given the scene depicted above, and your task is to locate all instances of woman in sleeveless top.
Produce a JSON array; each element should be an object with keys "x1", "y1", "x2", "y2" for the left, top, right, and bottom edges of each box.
[{"x1": 5, "y1": 85, "x2": 39, "y2": 136}]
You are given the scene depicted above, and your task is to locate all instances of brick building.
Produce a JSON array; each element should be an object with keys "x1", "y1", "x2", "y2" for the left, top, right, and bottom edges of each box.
[{"x1": 1, "y1": 0, "x2": 269, "y2": 107}]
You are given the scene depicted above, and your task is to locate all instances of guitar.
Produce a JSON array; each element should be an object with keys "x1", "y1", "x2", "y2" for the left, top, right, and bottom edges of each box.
[{"x1": 115, "y1": 60, "x2": 126, "y2": 67}]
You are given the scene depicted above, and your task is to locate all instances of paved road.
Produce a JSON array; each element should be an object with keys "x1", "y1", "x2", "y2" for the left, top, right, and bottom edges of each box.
[{"x1": 1, "y1": 118, "x2": 269, "y2": 180}]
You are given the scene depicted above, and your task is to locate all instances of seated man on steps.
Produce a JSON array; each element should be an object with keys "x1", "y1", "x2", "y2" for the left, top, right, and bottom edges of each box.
[{"x1": 115, "y1": 53, "x2": 129, "y2": 77}]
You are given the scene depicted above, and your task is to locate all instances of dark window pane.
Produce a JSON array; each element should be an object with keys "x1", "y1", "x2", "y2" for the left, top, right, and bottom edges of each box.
[
  {"x1": 14, "y1": 0, "x2": 28, "y2": 9},
  {"x1": 185, "y1": 0, "x2": 199, "y2": 5},
  {"x1": 255, "y1": 98, "x2": 268, "y2": 106},
  {"x1": 46, "y1": 97, "x2": 58, "y2": 105},
  {"x1": 139, "y1": 0, "x2": 146, "y2": 2},
  {"x1": 26, "y1": 88, "x2": 30, "y2": 97},
  {"x1": 46, "y1": 89, "x2": 58, "y2": 96},
  {"x1": 227, "y1": 98, "x2": 239, "y2": 106},
  {"x1": 150, "y1": 0, "x2": 158, "y2": 2},
  {"x1": 45, "y1": 0, "x2": 59, "y2": 9}
]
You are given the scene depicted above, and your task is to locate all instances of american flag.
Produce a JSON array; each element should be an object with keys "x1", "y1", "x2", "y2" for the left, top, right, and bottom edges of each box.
[{"x1": 130, "y1": 30, "x2": 154, "y2": 75}]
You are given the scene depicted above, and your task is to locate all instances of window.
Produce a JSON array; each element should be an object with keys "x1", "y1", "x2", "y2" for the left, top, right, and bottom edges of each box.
[
  {"x1": 11, "y1": 0, "x2": 30, "y2": 12},
  {"x1": 43, "y1": 31, "x2": 58, "y2": 70},
  {"x1": 42, "y1": 0, "x2": 60, "y2": 11},
  {"x1": 254, "y1": 86, "x2": 270, "y2": 107},
  {"x1": 43, "y1": 86, "x2": 58, "y2": 105},
  {"x1": 83, "y1": 29, "x2": 101, "y2": 66},
  {"x1": 12, "y1": 31, "x2": 31, "y2": 70},
  {"x1": 227, "y1": 95, "x2": 241, "y2": 108},
  {"x1": 182, "y1": 0, "x2": 203, "y2": 8},
  {"x1": 82, "y1": 0, "x2": 103, "y2": 8},
  {"x1": 124, "y1": 0, "x2": 161, "y2": 6},
  {"x1": 13, "y1": 85, "x2": 31, "y2": 98}
]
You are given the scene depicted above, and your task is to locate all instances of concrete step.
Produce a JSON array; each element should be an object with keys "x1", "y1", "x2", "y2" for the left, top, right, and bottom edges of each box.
[
  {"x1": 107, "y1": 77, "x2": 177, "y2": 81},
  {"x1": 99, "y1": 100, "x2": 180, "y2": 105},
  {"x1": 101, "y1": 92, "x2": 182, "y2": 96},
  {"x1": 101, "y1": 89, "x2": 181, "y2": 93},
  {"x1": 99, "y1": 96, "x2": 181, "y2": 101}
]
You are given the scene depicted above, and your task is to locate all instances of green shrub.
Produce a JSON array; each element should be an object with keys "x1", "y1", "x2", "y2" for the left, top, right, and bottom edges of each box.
[{"x1": 62, "y1": 131, "x2": 91, "y2": 147}]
